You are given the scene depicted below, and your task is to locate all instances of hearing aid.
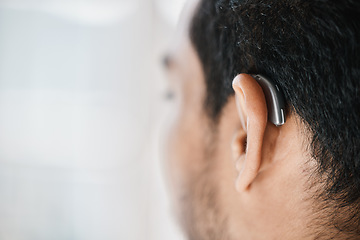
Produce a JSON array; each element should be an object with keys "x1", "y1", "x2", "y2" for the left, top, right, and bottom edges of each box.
[{"x1": 251, "y1": 74, "x2": 286, "y2": 126}]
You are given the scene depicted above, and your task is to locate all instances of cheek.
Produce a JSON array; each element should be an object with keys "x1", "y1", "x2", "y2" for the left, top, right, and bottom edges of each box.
[
  {"x1": 164, "y1": 113, "x2": 204, "y2": 187},
  {"x1": 162, "y1": 95, "x2": 210, "y2": 195}
]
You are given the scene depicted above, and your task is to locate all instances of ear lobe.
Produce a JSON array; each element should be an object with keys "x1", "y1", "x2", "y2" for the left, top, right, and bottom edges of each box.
[{"x1": 232, "y1": 74, "x2": 268, "y2": 192}]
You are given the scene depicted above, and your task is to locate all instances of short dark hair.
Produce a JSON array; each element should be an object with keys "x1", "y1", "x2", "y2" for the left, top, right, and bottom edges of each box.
[{"x1": 190, "y1": 0, "x2": 360, "y2": 238}]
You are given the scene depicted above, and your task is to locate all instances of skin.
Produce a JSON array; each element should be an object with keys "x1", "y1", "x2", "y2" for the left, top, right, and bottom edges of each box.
[{"x1": 162, "y1": 0, "x2": 317, "y2": 239}]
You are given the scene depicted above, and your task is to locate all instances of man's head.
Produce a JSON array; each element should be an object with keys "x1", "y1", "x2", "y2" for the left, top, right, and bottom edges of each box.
[{"x1": 162, "y1": 0, "x2": 360, "y2": 239}]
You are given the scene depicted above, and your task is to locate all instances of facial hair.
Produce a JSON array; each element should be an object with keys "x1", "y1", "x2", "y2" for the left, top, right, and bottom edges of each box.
[{"x1": 178, "y1": 132, "x2": 233, "y2": 240}]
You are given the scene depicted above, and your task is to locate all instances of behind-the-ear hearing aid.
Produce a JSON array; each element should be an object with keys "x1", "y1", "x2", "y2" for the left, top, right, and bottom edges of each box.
[{"x1": 251, "y1": 74, "x2": 286, "y2": 126}]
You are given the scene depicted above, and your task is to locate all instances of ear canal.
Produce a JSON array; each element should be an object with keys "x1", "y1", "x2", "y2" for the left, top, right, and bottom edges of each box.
[{"x1": 251, "y1": 74, "x2": 286, "y2": 126}]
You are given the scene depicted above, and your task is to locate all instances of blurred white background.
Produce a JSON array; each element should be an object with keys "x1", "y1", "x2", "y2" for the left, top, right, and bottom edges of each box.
[{"x1": 0, "y1": 0, "x2": 186, "y2": 239}]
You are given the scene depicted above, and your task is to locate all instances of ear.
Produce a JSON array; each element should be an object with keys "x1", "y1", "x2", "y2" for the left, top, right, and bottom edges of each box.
[{"x1": 232, "y1": 73, "x2": 268, "y2": 192}]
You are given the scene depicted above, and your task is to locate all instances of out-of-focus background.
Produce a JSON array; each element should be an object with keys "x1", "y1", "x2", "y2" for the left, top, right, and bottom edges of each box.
[{"x1": 0, "y1": 0, "x2": 186, "y2": 239}]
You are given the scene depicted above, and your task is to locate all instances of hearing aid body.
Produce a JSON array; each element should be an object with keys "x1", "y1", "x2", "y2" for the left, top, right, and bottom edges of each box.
[{"x1": 251, "y1": 74, "x2": 286, "y2": 126}]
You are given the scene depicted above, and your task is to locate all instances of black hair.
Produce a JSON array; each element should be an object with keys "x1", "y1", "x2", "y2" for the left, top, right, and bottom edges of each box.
[{"x1": 190, "y1": 0, "x2": 360, "y2": 238}]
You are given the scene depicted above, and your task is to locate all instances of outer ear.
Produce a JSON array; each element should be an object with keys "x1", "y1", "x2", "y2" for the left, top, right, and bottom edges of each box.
[{"x1": 232, "y1": 74, "x2": 268, "y2": 192}]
